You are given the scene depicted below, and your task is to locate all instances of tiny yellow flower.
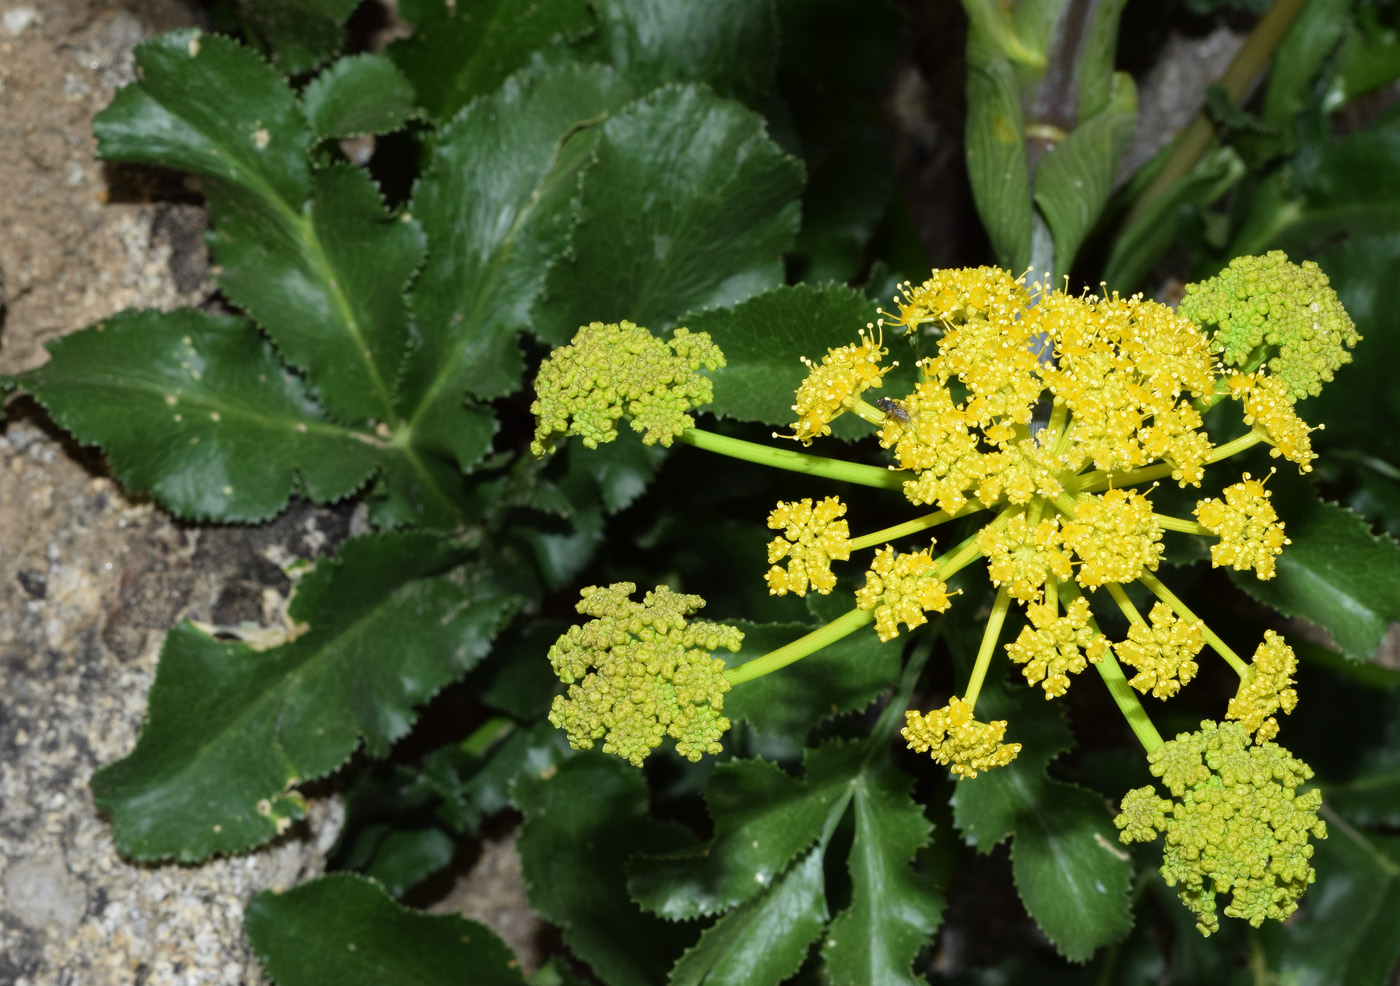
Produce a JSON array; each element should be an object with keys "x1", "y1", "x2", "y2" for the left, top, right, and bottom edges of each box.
[
  {"x1": 1226, "y1": 630, "x2": 1299, "y2": 743},
  {"x1": 1114, "y1": 602, "x2": 1204, "y2": 700},
  {"x1": 764, "y1": 497, "x2": 853, "y2": 597},
  {"x1": 1004, "y1": 597, "x2": 1108, "y2": 698},
  {"x1": 1195, "y1": 475, "x2": 1289, "y2": 580},
  {"x1": 855, "y1": 546, "x2": 953, "y2": 642},
  {"x1": 1061, "y1": 489, "x2": 1165, "y2": 588},
  {"x1": 979, "y1": 514, "x2": 1073, "y2": 602},
  {"x1": 881, "y1": 266, "x2": 1030, "y2": 334},
  {"x1": 786, "y1": 327, "x2": 891, "y2": 444},
  {"x1": 902, "y1": 696, "x2": 1022, "y2": 778}
]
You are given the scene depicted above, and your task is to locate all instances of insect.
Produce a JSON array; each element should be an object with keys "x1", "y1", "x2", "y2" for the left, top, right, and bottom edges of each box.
[{"x1": 873, "y1": 396, "x2": 912, "y2": 423}]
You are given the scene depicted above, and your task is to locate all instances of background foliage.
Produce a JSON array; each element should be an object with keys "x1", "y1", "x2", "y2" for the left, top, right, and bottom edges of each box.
[{"x1": 3, "y1": 0, "x2": 1399, "y2": 983}]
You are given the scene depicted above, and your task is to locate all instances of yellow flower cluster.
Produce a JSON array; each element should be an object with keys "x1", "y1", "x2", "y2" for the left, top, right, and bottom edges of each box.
[
  {"x1": 1114, "y1": 602, "x2": 1204, "y2": 700},
  {"x1": 1195, "y1": 476, "x2": 1289, "y2": 580},
  {"x1": 979, "y1": 514, "x2": 1072, "y2": 601},
  {"x1": 1226, "y1": 630, "x2": 1299, "y2": 743},
  {"x1": 854, "y1": 546, "x2": 953, "y2": 642},
  {"x1": 765, "y1": 497, "x2": 852, "y2": 596},
  {"x1": 1061, "y1": 490, "x2": 1164, "y2": 589},
  {"x1": 786, "y1": 327, "x2": 892, "y2": 444},
  {"x1": 902, "y1": 696, "x2": 1022, "y2": 778},
  {"x1": 1228, "y1": 372, "x2": 1317, "y2": 471},
  {"x1": 1005, "y1": 597, "x2": 1108, "y2": 698}
]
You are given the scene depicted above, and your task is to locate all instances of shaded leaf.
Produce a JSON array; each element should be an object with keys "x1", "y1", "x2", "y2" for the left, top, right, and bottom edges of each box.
[
  {"x1": 245, "y1": 873, "x2": 527, "y2": 986},
  {"x1": 723, "y1": 620, "x2": 900, "y2": 738},
  {"x1": 589, "y1": 0, "x2": 779, "y2": 107},
  {"x1": 1228, "y1": 473, "x2": 1400, "y2": 661},
  {"x1": 532, "y1": 83, "x2": 804, "y2": 344},
  {"x1": 817, "y1": 750, "x2": 943, "y2": 986},
  {"x1": 301, "y1": 53, "x2": 418, "y2": 138},
  {"x1": 669, "y1": 847, "x2": 829, "y2": 986},
  {"x1": 628, "y1": 757, "x2": 833, "y2": 920},
  {"x1": 208, "y1": 162, "x2": 427, "y2": 425},
  {"x1": 389, "y1": 0, "x2": 595, "y2": 123},
  {"x1": 1262, "y1": 822, "x2": 1400, "y2": 986},
  {"x1": 14, "y1": 308, "x2": 378, "y2": 522},
  {"x1": 516, "y1": 753, "x2": 696, "y2": 986},
  {"x1": 963, "y1": 40, "x2": 1031, "y2": 272},
  {"x1": 951, "y1": 672, "x2": 1132, "y2": 960},
  {"x1": 399, "y1": 63, "x2": 637, "y2": 467},
  {"x1": 232, "y1": 0, "x2": 361, "y2": 76},
  {"x1": 95, "y1": 30, "x2": 310, "y2": 205},
  {"x1": 90, "y1": 533, "x2": 517, "y2": 860},
  {"x1": 686, "y1": 284, "x2": 880, "y2": 429}
]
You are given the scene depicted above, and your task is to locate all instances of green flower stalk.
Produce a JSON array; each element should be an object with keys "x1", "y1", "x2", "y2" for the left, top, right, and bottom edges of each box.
[{"x1": 534, "y1": 257, "x2": 1353, "y2": 933}]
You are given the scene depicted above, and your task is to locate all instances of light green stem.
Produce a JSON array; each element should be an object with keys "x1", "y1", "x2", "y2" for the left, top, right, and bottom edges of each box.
[
  {"x1": 723, "y1": 607, "x2": 874, "y2": 686},
  {"x1": 1155, "y1": 513, "x2": 1209, "y2": 536},
  {"x1": 1137, "y1": 570, "x2": 1250, "y2": 677},
  {"x1": 680, "y1": 429, "x2": 904, "y2": 490},
  {"x1": 1105, "y1": 582, "x2": 1147, "y2": 626},
  {"x1": 963, "y1": 585, "x2": 1012, "y2": 710},
  {"x1": 1061, "y1": 582, "x2": 1164, "y2": 752},
  {"x1": 1067, "y1": 432, "x2": 1265, "y2": 494},
  {"x1": 849, "y1": 502, "x2": 987, "y2": 552}
]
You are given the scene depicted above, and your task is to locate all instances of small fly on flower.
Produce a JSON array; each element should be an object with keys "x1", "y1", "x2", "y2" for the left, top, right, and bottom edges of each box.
[{"x1": 874, "y1": 396, "x2": 912, "y2": 424}]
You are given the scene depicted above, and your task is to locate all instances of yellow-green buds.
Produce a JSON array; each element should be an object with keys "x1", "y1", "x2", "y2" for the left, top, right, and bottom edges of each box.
[
  {"x1": 902, "y1": 696, "x2": 1022, "y2": 778},
  {"x1": 547, "y1": 583, "x2": 742, "y2": 766},
  {"x1": 1115, "y1": 720, "x2": 1326, "y2": 936}
]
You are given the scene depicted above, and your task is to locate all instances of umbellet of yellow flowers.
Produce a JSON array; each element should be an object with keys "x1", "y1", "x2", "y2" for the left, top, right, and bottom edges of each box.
[{"x1": 530, "y1": 251, "x2": 1358, "y2": 935}]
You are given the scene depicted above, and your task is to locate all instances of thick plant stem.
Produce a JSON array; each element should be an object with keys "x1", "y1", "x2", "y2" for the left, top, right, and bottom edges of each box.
[
  {"x1": 849, "y1": 502, "x2": 987, "y2": 552},
  {"x1": 680, "y1": 428, "x2": 904, "y2": 490},
  {"x1": 724, "y1": 607, "x2": 874, "y2": 686},
  {"x1": 1093, "y1": 649, "x2": 1166, "y2": 752},
  {"x1": 1119, "y1": 0, "x2": 1308, "y2": 228}
]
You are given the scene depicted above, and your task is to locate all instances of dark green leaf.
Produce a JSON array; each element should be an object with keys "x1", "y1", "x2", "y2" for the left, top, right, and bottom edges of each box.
[
  {"x1": 1263, "y1": 0, "x2": 1350, "y2": 132},
  {"x1": 245, "y1": 873, "x2": 527, "y2": 986},
  {"x1": 951, "y1": 673, "x2": 1133, "y2": 960},
  {"x1": 963, "y1": 38, "x2": 1031, "y2": 272},
  {"x1": 669, "y1": 847, "x2": 829, "y2": 986},
  {"x1": 15, "y1": 309, "x2": 378, "y2": 522},
  {"x1": 331, "y1": 762, "x2": 463, "y2": 893},
  {"x1": 685, "y1": 284, "x2": 879, "y2": 429},
  {"x1": 1261, "y1": 822, "x2": 1400, "y2": 986},
  {"x1": 95, "y1": 30, "x2": 310, "y2": 207},
  {"x1": 589, "y1": 0, "x2": 779, "y2": 107},
  {"x1": 232, "y1": 0, "x2": 360, "y2": 76},
  {"x1": 516, "y1": 753, "x2": 696, "y2": 986},
  {"x1": 458, "y1": 720, "x2": 573, "y2": 817},
  {"x1": 398, "y1": 63, "x2": 637, "y2": 466},
  {"x1": 1227, "y1": 473, "x2": 1400, "y2": 661},
  {"x1": 820, "y1": 756, "x2": 943, "y2": 986},
  {"x1": 532, "y1": 84, "x2": 804, "y2": 344},
  {"x1": 628, "y1": 757, "x2": 834, "y2": 920},
  {"x1": 350, "y1": 826, "x2": 456, "y2": 897},
  {"x1": 90, "y1": 533, "x2": 517, "y2": 860},
  {"x1": 723, "y1": 620, "x2": 900, "y2": 738},
  {"x1": 389, "y1": 0, "x2": 595, "y2": 123},
  {"x1": 1325, "y1": 3, "x2": 1400, "y2": 111},
  {"x1": 301, "y1": 54, "x2": 418, "y2": 138},
  {"x1": 1033, "y1": 73, "x2": 1137, "y2": 276},
  {"x1": 208, "y1": 162, "x2": 427, "y2": 426}
]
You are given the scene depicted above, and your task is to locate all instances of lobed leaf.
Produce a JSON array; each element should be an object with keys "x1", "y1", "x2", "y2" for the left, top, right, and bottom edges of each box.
[
  {"x1": 15, "y1": 308, "x2": 378, "y2": 522},
  {"x1": 1227, "y1": 473, "x2": 1400, "y2": 662},
  {"x1": 628, "y1": 757, "x2": 834, "y2": 920},
  {"x1": 668, "y1": 847, "x2": 829, "y2": 986},
  {"x1": 207, "y1": 162, "x2": 427, "y2": 426},
  {"x1": 232, "y1": 0, "x2": 361, "y2": 76},
  {"x1": 389, "y1": 0, "x2": 595, "y2": 123},
  {"x1": 398, "y1": 63, "x2": 638, "y2": 468},
  {"x1": 301, "y1": 53, "x2": 419, "y2": 139},
  {"x1": 532, "y1": 83, "x2": 804, "y2": 344},
  {"x1": 951, "y1": 672, "x2": 1132, "y2": 961},
  {"x1": 245, "y1": 873, "x2": 527, "y2": 986},
  {"x1": 810, "y1": 743, "x2": 944, "y2": 986},
  {"x1": 90, "y1": 532, "x2": 517, "y2": 860},
  {"x1": 516, "y1": 753, "x2": 696, "y2": 986}
]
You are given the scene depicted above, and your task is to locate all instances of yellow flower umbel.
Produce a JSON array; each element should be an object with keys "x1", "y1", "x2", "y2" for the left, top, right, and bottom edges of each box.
[{"x1": 532, "y1": 256, "x2": 1352, "y2": 935}]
